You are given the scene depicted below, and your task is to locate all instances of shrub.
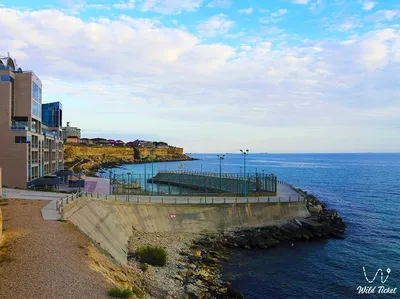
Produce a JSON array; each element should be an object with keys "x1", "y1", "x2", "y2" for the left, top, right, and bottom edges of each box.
[
  {"x1": 107, "y1": 288, "x2": 133, "y2": 298},
  {"x1": 136, "y1": 245, "x2": 167, "y2": 266},
  {"x1": 140, "y1": 263, "x2": 149, "y2": 272}
]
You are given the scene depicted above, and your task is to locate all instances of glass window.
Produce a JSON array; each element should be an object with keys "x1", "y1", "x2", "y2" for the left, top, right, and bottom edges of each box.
[
  {"x1": 1, "y1": 75, "x2": 10, "y2": 81},
  {"x1": 32, "y1": 100, "x2": 41, "y2": 118},
  {"x1": 32, "y1": 82, "x2": 39, "y2": 100},
  {"x1": 38, "y1": 87, "x2": 42, "y2": 103},
  {"x1": 15, "y1": 136, "x2": 27, "y2": 143}
]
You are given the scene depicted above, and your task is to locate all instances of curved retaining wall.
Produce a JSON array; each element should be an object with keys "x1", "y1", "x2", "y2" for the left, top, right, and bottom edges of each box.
[{"x1": 63, "y1": 199, "x2": 310, "y2": 264}]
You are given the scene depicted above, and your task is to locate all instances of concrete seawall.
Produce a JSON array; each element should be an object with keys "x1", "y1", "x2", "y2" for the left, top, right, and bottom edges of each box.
[{"x1": 63, "y1": 199, "x2": 310, "y2": 264}]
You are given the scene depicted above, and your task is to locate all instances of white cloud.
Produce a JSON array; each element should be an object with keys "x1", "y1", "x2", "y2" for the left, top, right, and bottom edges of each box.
[
  {"x1": 140, "y1": 0, "x2": 202, "y2": 14},
  {"x1": 359, "y1": 0, "x2": 376, "y2": 11},
  {"x1": 238, "y1": 7, "x2": 253, "y2": 14},
  {"x1": 291, "y1": 0, "x2": 311, "y2": 4},
  {"x1": 1, "y1": 7, "x2": 399, "y2": 152},
  {"x1": 207, "y1": 0, "x2": 231, "y2": 9},
  {"x1": 197, "y1": 14, "x2": 233, "y2": 37},
  {"x1": 113, "y1": 0, "x2": 135, "y2": 9},
  {"x1": 258, "y1": 9, "x2": 288, "y2": 24},
  {"x1": 327, "y1": 17, "x2": 363, "y2": 32},
  {"x1": 366, "y1": 9, "x2": 400, "y2": 22}
]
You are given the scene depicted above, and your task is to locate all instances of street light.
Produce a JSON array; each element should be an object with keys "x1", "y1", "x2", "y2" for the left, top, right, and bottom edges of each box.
[
  {"x1": 151, "y1": 146, "x2": 155, "y2": 196},
  {"x1": 240, "y1": 149, "x2": 249, "y2": 198},
  {"x1": 109, "y1": 169, "x2": 112, "y2": 195},
  {"x1": 217, "y1": 154, "x2": 225, "y2": 192},
  {"x1": 127, "y1": 172, "x2": 131, "y2": 201}
]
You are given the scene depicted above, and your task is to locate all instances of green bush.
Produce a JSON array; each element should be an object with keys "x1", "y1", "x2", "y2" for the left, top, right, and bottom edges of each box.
[
  {"x1": 107, "y1": 288, "x2": 133, "y2": 298},
  {"x1": 136, "y1": 245, "x2": 167, "y2": 266},
  {"x1": 140, "y1": 263, "x2": 149, "y2": 272}
]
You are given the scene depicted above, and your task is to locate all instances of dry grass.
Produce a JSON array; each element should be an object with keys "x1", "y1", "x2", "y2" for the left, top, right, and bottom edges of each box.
[{"x1": 0, "y1": 228, "x2": 28, "y2": 263}]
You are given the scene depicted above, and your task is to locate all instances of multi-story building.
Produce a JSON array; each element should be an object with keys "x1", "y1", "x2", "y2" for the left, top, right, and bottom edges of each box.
[
  {"x1": 62, "y1": 122, "x2": 81, "y2": 141},
  {"x1": 0, "y1": 54, "x2": 64, "y2": 188}
]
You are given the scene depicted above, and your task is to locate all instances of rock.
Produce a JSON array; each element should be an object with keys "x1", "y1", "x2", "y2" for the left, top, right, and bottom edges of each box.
[
  {"x1": 193, "y1": 250, "x2": 202, "y2": 257},
  {"x1": 188, "y1": 263, "x2": 197, "y2": 270},
  {"x1": 174, "y1": 275, "x2": 184, "y2": 281},
  {"x1": 226, "y1": 287, "x2": 245, "y2": 299}
]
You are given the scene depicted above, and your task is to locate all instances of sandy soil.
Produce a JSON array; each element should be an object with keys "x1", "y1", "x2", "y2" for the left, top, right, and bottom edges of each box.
[{"x1": 0, "y1": 199, "x2": 113, "y2": 299}]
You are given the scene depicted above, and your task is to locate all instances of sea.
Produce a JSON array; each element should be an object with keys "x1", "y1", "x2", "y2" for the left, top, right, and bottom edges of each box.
[{"x1": 107, "y1": 153, "x2": 400, "y2": 299}]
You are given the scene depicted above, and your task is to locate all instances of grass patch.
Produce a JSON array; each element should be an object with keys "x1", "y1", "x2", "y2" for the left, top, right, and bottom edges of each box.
[
  {"x1": 57, "y1": 219, "x2": 67, "y2": 222},
  {"x1": 107, "y1": 288, "x2": 134, "y2": 298},
  {"x1": 136, "y1": 245, "x2": 167, "y2": 267},
  {"x1": 139, "y1": 263, "x2": 149, "y2": 272},
  {"x1": 0, "y1": 257, "x2": 16, "y2": 264}
]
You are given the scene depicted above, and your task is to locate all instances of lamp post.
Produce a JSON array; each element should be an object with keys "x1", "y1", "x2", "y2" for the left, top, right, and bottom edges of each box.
[
  {"x1": 78, "y1": 167, "x2": 81, "y2": 197},
  {"x1": 240, "y1": 149, "x2": 249, "y2": 198},
  {"x1": 127, "y1": 172, "x2": 131, "y2": 201},
  {"x1": 109, "y1": 169, "x2": 112, "y2": 195},
  {"x1": 217, "y1": 154, "x2": 225, "y2": 192},
  {"x1": 262, "y1": 169, "x2": 265, "y2": 190},
  {"x1": 151, "y1": 146, "x2": 155, "y2": 196},
  {"x1": 144, "y1": 163, "x2": 147, "y2": 193}
]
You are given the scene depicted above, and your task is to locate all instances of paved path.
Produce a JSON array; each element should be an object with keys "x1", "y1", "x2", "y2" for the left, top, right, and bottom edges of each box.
[
  {"x1": 2, "y1": 188, "x2": 66, "y2": 221},
  {"x1": 0, "y1": 199, "x2": 112, "y2": 299}
]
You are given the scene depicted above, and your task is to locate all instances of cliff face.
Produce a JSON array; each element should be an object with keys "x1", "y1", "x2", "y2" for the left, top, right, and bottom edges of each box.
[
  {"x1": 64, "y1": 145, "x2": 135, "y2": 173},
  {"x1": 134, "y1": 147, "x2": 184, "y2": 160},
  {"x1": 64, "y1": 144, "x2": 194, "y2": 174}
]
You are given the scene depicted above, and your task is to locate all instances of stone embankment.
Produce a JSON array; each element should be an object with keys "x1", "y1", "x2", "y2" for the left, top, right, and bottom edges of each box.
[
  {"x1": 168, "y1": 191, "x2": 346, "y2": 299},
  {"x1": 63, "y1": 144, "x2": 197, "y2": 175}
]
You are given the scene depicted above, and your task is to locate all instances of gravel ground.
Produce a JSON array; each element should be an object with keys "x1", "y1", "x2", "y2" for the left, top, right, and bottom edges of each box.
[
  {"x1": 128, "y1": 229, "x2": 200, "y2": 298},
  {"x1": 0, "y1": 199, "x2": 113, "y2": 299}
]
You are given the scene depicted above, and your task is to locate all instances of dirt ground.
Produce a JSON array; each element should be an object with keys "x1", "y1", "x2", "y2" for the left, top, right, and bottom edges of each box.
[{"x1": 0, "y1": 199, "x2": 114, "y2": 299}]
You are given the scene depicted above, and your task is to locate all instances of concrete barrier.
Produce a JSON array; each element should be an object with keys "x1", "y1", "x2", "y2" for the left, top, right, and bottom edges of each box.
[{"x1": 63, "y1": 198, "x2": 310, "y2": 264}]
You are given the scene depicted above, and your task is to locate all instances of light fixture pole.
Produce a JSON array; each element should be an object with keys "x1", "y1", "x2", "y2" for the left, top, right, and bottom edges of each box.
[
  {"x1": 217, "y1": 154, "x2": 225, "y2": 192},
  {"x1": 127, "y1": 172, "x2": 131, "y2": 201},
  {"x1": 240, "y1": 149, "x2": 249, "y2": 198},
  {"x1": 109, "y1": 169, "x2": 112, "y2": 195},
  {"x1": 151, "y1": 146, "x2": 155, "y2": 196}
]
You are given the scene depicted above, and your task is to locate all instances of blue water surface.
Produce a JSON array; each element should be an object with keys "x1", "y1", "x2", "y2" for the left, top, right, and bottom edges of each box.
[{"x1": 109, "y1": 153, "x2": 400, "y2": 298}]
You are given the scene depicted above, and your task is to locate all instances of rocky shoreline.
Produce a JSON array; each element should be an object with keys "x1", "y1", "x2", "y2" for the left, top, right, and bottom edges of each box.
[
  {"x1": 174, "y1": 191, "x2": 346, "y2": 298},
  {"x1": 121, "y1": 191, "x2": 345, "y2": 299}
]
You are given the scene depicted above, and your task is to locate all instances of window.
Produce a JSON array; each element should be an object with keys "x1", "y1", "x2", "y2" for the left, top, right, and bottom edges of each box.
[
  {"x1": 15, "y1": 136, "x2": 27, "y2": 143},
  {"x1": 1, "y1": 75, "x2": 10, "y2": 81},
  {"x1": 32, "y1": 100, "x2": 41, "y2": 118},
  {"x1": 32, "y1": 82, "x2": 39, "y2": 100}
]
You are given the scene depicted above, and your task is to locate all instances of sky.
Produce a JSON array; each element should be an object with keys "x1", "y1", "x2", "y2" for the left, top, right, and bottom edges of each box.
[{"x1": 0, "y1": 0, "x2": 399, "y2": 153}]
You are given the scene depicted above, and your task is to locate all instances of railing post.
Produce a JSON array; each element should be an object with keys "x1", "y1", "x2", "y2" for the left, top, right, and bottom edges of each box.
[
  {"x1": 175, "y1": 198, "x2": 177, "y2": 204},
  {"x1": 289, "y1": 196, "x2": 291, "y2": 202},
  {"x1": 279, "y1": 197, "x2": 281, "y2": 203},
  {"x1": 268, "y1": 196, "x2": 270, "y2": 202}
]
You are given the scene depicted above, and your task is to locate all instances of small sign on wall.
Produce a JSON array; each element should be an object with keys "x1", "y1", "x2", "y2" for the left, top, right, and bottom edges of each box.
[{"x1": 169, "y1": 214, "x2": 176, "y2": 219}]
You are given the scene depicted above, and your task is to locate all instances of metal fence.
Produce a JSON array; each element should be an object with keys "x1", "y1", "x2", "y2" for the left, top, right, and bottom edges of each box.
[
  {"x1": 56, "y1": 190, "x2": 306, "y2": 214},
  {"x1": 100, "y1": 171, "x2": 278, "y2": 196}
]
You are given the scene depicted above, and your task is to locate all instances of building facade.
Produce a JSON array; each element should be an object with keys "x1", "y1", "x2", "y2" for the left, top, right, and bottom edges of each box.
[
  {"x1": 0, "y1": 55, "x2": 64, "y2": 188},
  {"x1": 62, "y1": 122, "x2": 81, "y2": 141}
]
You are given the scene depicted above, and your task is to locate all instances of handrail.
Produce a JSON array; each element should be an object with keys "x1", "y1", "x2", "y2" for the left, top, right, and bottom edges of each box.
[{"x1": 57, "y1": 191, "x2": 306, "y2": 214}]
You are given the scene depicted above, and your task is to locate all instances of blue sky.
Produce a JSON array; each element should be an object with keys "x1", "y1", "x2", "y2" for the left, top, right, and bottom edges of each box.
[{"x1": 1, "y1": 0, "x2": 399, "y2": 152}]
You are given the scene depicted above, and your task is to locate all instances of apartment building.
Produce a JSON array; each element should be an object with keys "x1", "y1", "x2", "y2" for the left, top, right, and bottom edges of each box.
[
  {"x1": 62, "y1": 122, "x2": 81, "y2": 141},
  {"x1": 0, "y1": 54, "x2": 64, "y2": 188}
]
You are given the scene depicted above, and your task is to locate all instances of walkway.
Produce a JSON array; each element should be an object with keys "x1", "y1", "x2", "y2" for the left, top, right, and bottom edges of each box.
[
  {"x1": 2, "y1": 188, "x2": 66, "y2": 221},
  {"x1": 0, "y1": 199, "x2": 112, "y2": 299}
]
